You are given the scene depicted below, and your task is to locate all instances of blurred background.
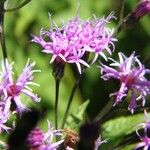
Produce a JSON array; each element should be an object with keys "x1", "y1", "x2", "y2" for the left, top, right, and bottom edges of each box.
[{"x1": 0, "y1": 0, "x2": 150, "y2": 149}]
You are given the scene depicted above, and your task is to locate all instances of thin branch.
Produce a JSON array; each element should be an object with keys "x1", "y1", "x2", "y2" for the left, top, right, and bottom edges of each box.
[
  {"x1": 94, "y1": 99, "x2": 114, "y2": 123},
  {"x1": 54, "y1": 79, "x2": 60, "y2": 130},
  {"x1": 119, "y1": 0, "x2": 126, "y2": 24},
  {"x1": 61, "y1": 75, "x2": 81, "y2": 129},
  {"x1": 0, "y1": 2, "x2": 7, "y2": 60}
]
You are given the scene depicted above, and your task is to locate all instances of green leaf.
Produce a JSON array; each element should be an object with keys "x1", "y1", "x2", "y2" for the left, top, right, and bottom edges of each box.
[
  {"x1": 101, "y1": 113, "x2": 145, "y2": 149},
  {"x1": 65, "y1": 100, "x2": 90, "y2": 130},
  {"x1": 5, "y1": 0, "x2": 30, "y2": 9}
]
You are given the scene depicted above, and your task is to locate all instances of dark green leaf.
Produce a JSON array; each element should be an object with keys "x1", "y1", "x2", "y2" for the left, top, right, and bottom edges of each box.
[{"x1": 101, "y1": 113, "x2": 146, "y2": 149}]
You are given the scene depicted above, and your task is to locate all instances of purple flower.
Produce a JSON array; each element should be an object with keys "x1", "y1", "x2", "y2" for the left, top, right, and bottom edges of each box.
[
  {"x1": 27, "y1": 121, "x2": 64, "y2": 150},
  {"x1": 0, "y1": 101, "x2": 11, "y2": 132},
  {"x1": 99, "y1": 52, "x2": 150, "y2": 113},
  {"x1": 136, "y1": 110, "x2": 150, "y2": 133},
  {"x1": 94, "y1": 136, "x2": 107, "y2": 150},
  {"x1": 135, "y1": 136, "x2": 150, "y2": 150},
  {"x1": 32, "y1": 13, "x2": 117, "y2": 74},
  {"x1": 135, "y1": 110, "x2": 150, "y2": 150},
  {"x1": 0, "y1": 59, "x2": 40, "y2": 114}
]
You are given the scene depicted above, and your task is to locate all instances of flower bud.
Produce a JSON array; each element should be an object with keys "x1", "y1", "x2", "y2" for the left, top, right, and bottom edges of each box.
[
  {"x1": 132, "y1": 0, "x2": 150, "y2": 20},
  {"x1": 124, "y1": 0, "x2": 150, "y2": 27},
  {"x1": 117, "y1": 0, "x2": 150, "y2": 33},
  {"x1": 52, "y1": 59, "x2": 65, "y2": 81}
]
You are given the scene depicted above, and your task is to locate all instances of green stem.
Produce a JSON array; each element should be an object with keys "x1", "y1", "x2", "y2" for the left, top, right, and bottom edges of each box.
[
  {"x1": 114, "y1": 0, "x2": 126, "y2": 36},
  {"x1": 119, "y1": 0, "x2": 125, "y2": 25},
  {"x1": 54, "y1": 78, "x2": 60, "y2": 129},
  {"x1": 94, "y1": 99, "x2": 114, "y2": 123},
  {"x1": 0, "y1": 2, "x2": 7, "y2": 60},
  {"x1": 61, "y1": 75, "x2": 81, "y2": 129},
  {"x1": 4, "y1": 0, "x2": 31, "y2": 12}
]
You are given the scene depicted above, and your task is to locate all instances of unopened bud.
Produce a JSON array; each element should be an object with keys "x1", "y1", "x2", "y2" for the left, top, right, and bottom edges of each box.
[
  {"x1": 132, "y1": 0, "x2": 150, "y2": 20},
  {"x1": 52, "y1": 59, "x2": 65, "y2": 81},
  {"x1": 117, "y1": 0, "x2": 150, "y2": 33}
]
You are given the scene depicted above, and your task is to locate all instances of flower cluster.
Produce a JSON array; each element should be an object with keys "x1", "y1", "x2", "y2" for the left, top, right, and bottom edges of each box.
[
  {"x1": 32, "y1": 13, "x2": 117, "y2": 74},
  {"x1": 0, "y1": 59, "x2": 40, "y2": 132},
  {"x1": 19, "y1": 120, "x2": 106, "y2": 150},
  {"x1": 27, "y1": 121, "x2": 64, "y2": 150},
  {"x1": 100, "y1": 52, "x2": 150, "y2": 113},
  {"x1": 135, "y1": 110, "x2": 150, "y2": 150},
  {"x1": 1, "y1": 1, "x2": 150, "y2": 149}
]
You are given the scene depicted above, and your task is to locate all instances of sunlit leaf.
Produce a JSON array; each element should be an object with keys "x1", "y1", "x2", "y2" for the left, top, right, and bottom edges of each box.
[{"x1": 101, "y1": 113, "x2": 146, "y2": 149}]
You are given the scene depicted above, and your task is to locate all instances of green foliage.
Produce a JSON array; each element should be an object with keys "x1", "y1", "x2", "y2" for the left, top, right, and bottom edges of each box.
[
  {"x1": 5, "y1": 0, "x2": 21, "y2": 8},
  {"x1": 101, "y1": 113, "x2": 146, "y2": 149},
  {"x1": 65, "y1": 100, "x2": 90, "y2": 130},
  {"x1": 0, "y1": 0, "x2": 150, "y2": 149}
]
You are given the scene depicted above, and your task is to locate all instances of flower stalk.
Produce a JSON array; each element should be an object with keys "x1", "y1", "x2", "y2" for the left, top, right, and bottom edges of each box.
[
  {"x1": 61, "y1": 74, "x2": 81, "y2": 129},
  {"x1": 54, "y1": 79, "x2": 60, "y2": 130},
  {"x1": 119, "y1": 0, "x2": 125, "y2": 24},
  {"x1": 61, "y1": 53, "x2": 90, "y2": 129},
  {"x1": 0, "y1": 1, "x2": 7, "y2": 60},
  {"x1": 52, "y1": 61, "x2": 65, "y2": 129},
  {"x1": 94, "y1": 99, "x2": 114, "y2": 123}
]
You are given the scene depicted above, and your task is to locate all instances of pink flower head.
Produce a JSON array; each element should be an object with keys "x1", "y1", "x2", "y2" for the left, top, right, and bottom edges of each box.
[
  {"x1": 135, "y1": 135, "x2": 150, "y2": 150},
  {"x1": 0, "y1": 101, "x2": 11, "y2": 132},
  {"x1": 27, "y1": 121, "x2": 64, "y2": 150},
  {"x1": 135, "y1": 110, "x2": 150, "y2": 150},
  {"x1": 136, "y1": 110, "x2": 150, "y2": 134},
  {"x1": 0, "y1": 59, "x2": 41, "y2": 114},
  {"x1": 100, "y1": 52, "x2": 150, "y2": 113},
  {"x1": 32, "y1": 13, "x2": 117, "y2": 74}
]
